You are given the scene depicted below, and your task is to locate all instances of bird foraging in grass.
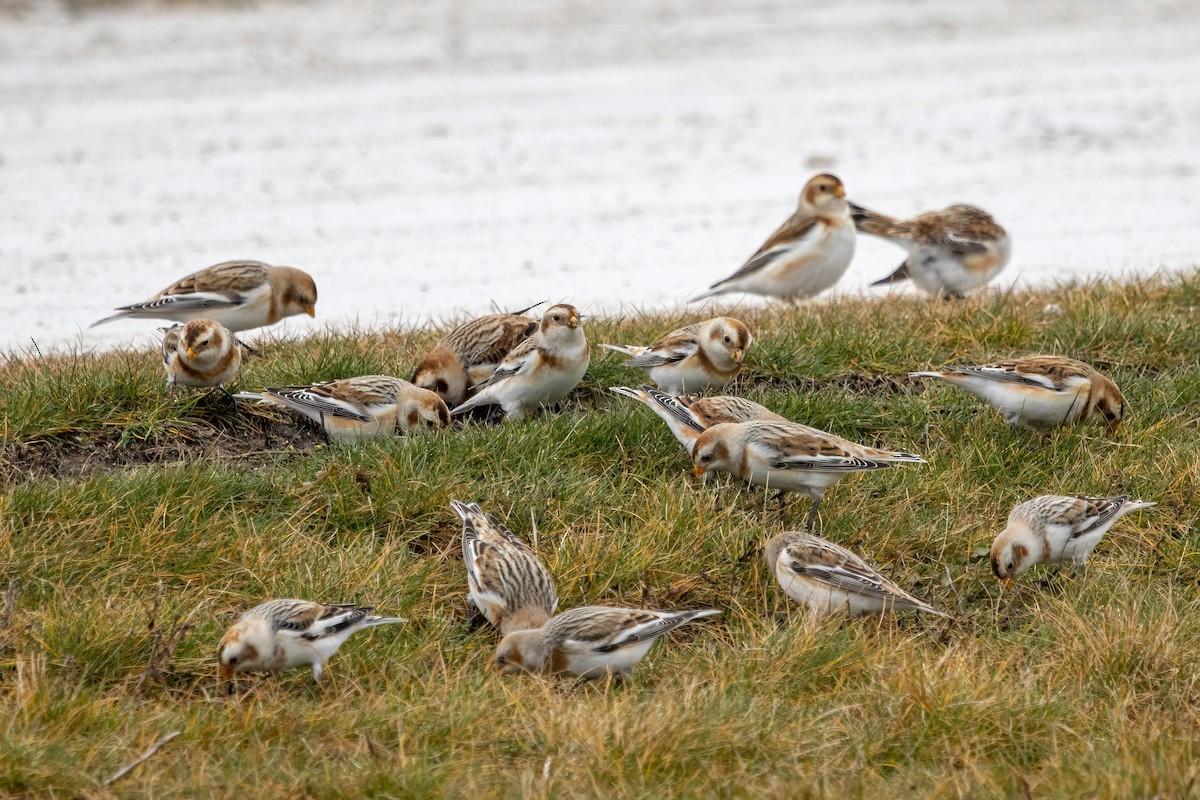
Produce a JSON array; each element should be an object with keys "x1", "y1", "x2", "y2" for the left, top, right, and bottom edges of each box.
[
  {"x1": 234, "y1": 375, "x2": 449, "y2": 439},
  {"x1": 218, "y1": 599, "x2": 406, "y2": 682},
  {"x1": 449, "y1": 304, "x2": 589, "y2": 421},
  {"x1": 601, "y1": 317, "x2": 752, "y2": 393},
  {"x1": 452, "y1": 500, "x2": 557, "y2": 635},
  {"x1": 161, "y1": 319, "x2": 244, "y2": 392},
  {"x1": 494, "y1": 606, "x2": 720, "y2": 679},
  {"x1": 765, "y1": 531, "x2": 948, "y2": 618},
  {"x1": 690, "y1": 420, "x2": 926, "y2": 529},
  {"x1": 610, "y1": 384, "x2": 787, "y2": 455},
  {"x1": 849, "y1": 202, "x2": 1010, "y2": 298},
  {"x1": 412, "y1": 309, "x2": 541, "y2": 407},
  {"x1": 910, "y1": 355, "x2": 1124, "y2": 431},
  {"x1": 991, "y1": 494, "x2": 1156, "y2": 583},
  {"x1": 93, "y1": 260, "x2": 317, "y2": 331},
  {"x1": 692, "y1": 174, "x2": 855, "y2": 303}
]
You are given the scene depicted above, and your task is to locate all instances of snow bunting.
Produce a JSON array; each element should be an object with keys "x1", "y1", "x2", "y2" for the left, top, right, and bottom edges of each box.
[
  {"x1": 693, "y1": 174, "x2": 855, "y2": 303},
  {"x1": 412, "y1": 311, "x2": 540, "y2": 407},
  {"x1": 992, "y1": 494, "x2": 1156, "y2": 582},
  {"x1": 765, "y1": 531, "x2": 948, "y2": 618},
  {"x1": 218, "y1": 599, "x2": 406, "y2": 682},
  {"x1": 161, "y1": 319, "x2": 243, "y2": 391},
  {"x1": 494, "y1": 606, "x2": 719, "y2": 679},
  {"x1": 92, "y1": 260, "x2": 317, "y2": 331},
  {"x1": 234, "y1": 375, "x2": 449, "y2": 439},
  {"x1": 910, "y1": 355, "x2": 1125, "y2": 431},
  {"x1": 610, "y1": 385, "x2": 786, "y2": 455},
  {"x1": 452, "y1": 500, "x2": 557, "y2": 635},
  {"x1": 449, "y1": 304, "x2": 589, "y2": 421},
  {"x1": 691, "y1": 420, "x2": 925, "y2": 528},
  {"x1": 601, "y1": 317, "x2": 752, "y2": 393},
  {"x1": 850, "y1": 202, "x2": 1010, "y2": 298}
]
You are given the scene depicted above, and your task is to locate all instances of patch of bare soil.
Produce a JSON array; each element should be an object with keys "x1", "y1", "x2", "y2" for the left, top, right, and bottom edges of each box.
[{"x1": 1, "y1": 407, "x2": 325, "y2": 482}]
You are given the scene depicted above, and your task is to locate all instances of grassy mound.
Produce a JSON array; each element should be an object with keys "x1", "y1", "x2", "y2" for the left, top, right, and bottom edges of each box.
[{"x1": 2, "y1": 275, "x2": 1198, "y2": 796}]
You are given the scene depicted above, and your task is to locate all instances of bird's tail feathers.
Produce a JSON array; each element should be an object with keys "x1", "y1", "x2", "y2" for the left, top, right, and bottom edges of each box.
[
  {"x1": 89, "y1": 310, "x2": 130, "y2": 328},
  {"x1": 600, "y1": 343, "x2": 640, "y2": 357}
]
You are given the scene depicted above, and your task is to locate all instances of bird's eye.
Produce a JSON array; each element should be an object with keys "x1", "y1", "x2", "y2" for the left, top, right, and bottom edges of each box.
[
  {"x1": 723, "y1": 335, "x2": 731, "y2": 343},
  {"x1": 200, "y1": 338, "x2": 210, "y2": 346},
  {"x1": 1006, "y1": 562, "x2": 1013, "y2": 572},
  {"x1": 701, "y1": 453, "x2": 712, "y2": 463},
  {"x1": 496, "y1": 656, "x2": 507, "y2": 666},
  {"x1": 228, "y1": 657, "x2": 238, "y2": 665},
  {"x1": 819, "y1": 185, "x2": 827, "y2": 192}
]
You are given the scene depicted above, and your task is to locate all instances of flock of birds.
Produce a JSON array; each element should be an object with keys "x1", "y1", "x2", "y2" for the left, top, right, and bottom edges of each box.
[{"x1": 85, "y1": 173, "x2": 1154, "y2": 684}]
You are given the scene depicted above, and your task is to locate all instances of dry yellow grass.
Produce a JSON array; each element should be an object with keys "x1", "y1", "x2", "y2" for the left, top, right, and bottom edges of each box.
[{"x1": 2, "y1": 275, "x2": 1198, "y2": 797}]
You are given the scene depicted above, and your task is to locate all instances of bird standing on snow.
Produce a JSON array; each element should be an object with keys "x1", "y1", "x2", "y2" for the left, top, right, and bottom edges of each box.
[
  {"x1": 449, "y1": 304, "x2": 589, "y2": 421},
  {"x1": 494, "y1": 606, "x2": 720, "y2": 679},
  {"x1": 765, "y1": 531, "x2": 948, "y2": 618},
  {"x1": 850, "y1": 202, "x2": 1010, "y2": 298},
  {"x1": 217, "y1": 599, "x2": 406, "y2": 682},
  {"x1": 991, "y1": 494, "x2": 1155, "y2": 583},
  {"x1": 601, "y1": 317, "x2": 752, "y2": 393},
  {"x1": 92, "y1": 260, "x2": 317, "y2": 331},
  {"x1": 910, "y1": 355, "x2": 1124, "y2": 431},
  {"x1": 693, "y1": 174, "x2": 855, "y2": 303}
]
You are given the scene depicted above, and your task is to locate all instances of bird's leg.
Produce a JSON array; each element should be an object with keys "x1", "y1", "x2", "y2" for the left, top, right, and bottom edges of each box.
[
  {"x1": 773, "y1": 490, "x2": 791, "y2": 516},
  {"x1": 804, "y1": 498, "x2": 822, "y2": 531},
  {"x1": 465, "y1": 599, "x2": 487, "y2": 630}
]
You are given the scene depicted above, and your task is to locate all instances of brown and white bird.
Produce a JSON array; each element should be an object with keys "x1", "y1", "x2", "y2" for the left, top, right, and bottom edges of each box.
[
  {"x1": 161, "y1": 319, "x2": 243, "y2": 391},
  {"x1": 234, "y1": 375, "x2": 449, "y2": 439},
  {"x1": 910, "y1": 355, "x2": 1125, "y2": 431},
  {"x1": 610, "y1": 385, "x2": 787, "y2": 455},
  {"x1": 92, "y1": 260, "x2": 318, "y2": 331},
  {"x1": 217, "y1": 599, "x2": 406, "y2": 682},
  {"x1": 494, "y1": 606, "x2": 719, "y2": 679},
  {"x1": 450, "y1": 304, "x2": 589, "y2": 421},
  {"x1": 765, "y1": 531, "x2": 948, "y2": 618},
  {"x1": 850, "y1": 202, "x2": 1010, "y2": 298},
  {"x1": 452, "y1": 500, "x2": 557, "y2": 635},
  {"x1": 693, "y1": 174, "x2": 855, "y2": 303},
  {"x1": 412, "y1": 310, "x2": 540, "y2": 407},
  {"x1": 691, "y1": 420, "x2": 926, "y2": 528},
  {"x1": 601, "y1": 317, "x2": 752, "y2": 393},
  {"x1": 991, "y1": 494, "x2": 1156, "y2": 582}
]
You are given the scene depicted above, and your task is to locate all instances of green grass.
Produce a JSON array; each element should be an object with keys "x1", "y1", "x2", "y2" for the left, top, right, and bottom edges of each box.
[{"x1": 2, "y1": 275, "x2": 1199, "y2": 797}]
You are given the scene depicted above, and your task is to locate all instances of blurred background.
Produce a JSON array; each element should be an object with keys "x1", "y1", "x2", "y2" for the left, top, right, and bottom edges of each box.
[{"x1": 1, "y1": 0, "x2": 1198, "y2": 353}]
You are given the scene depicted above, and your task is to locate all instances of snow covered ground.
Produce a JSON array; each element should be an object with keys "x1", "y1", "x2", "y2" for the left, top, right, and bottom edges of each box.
[{"x1": 1, "y1": 0, "x2": 1198, "y2": 354}]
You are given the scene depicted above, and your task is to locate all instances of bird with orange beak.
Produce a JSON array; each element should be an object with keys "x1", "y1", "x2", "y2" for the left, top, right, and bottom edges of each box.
[
  {"x1": 217, "y1": 599, "x2": 405, "y2": 683},
  {"x1": 692, "y1": 173, "x2": 856, "y2": 302},
  {"x1": 161, "y1": 319, "x2": 244, "y2": 391},
  {"x1": 910, "y1": 355, "x2": 1125, "y2": 431},
  {"x1": 92, "y1": 259, "x2": 317, "y2": 331},
  {"x1": 449, "y1": 304, "x2": 590, "y2": 421},
  {"x1": 601, "y1": 316, "x2": 752, "y2": 393}
]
